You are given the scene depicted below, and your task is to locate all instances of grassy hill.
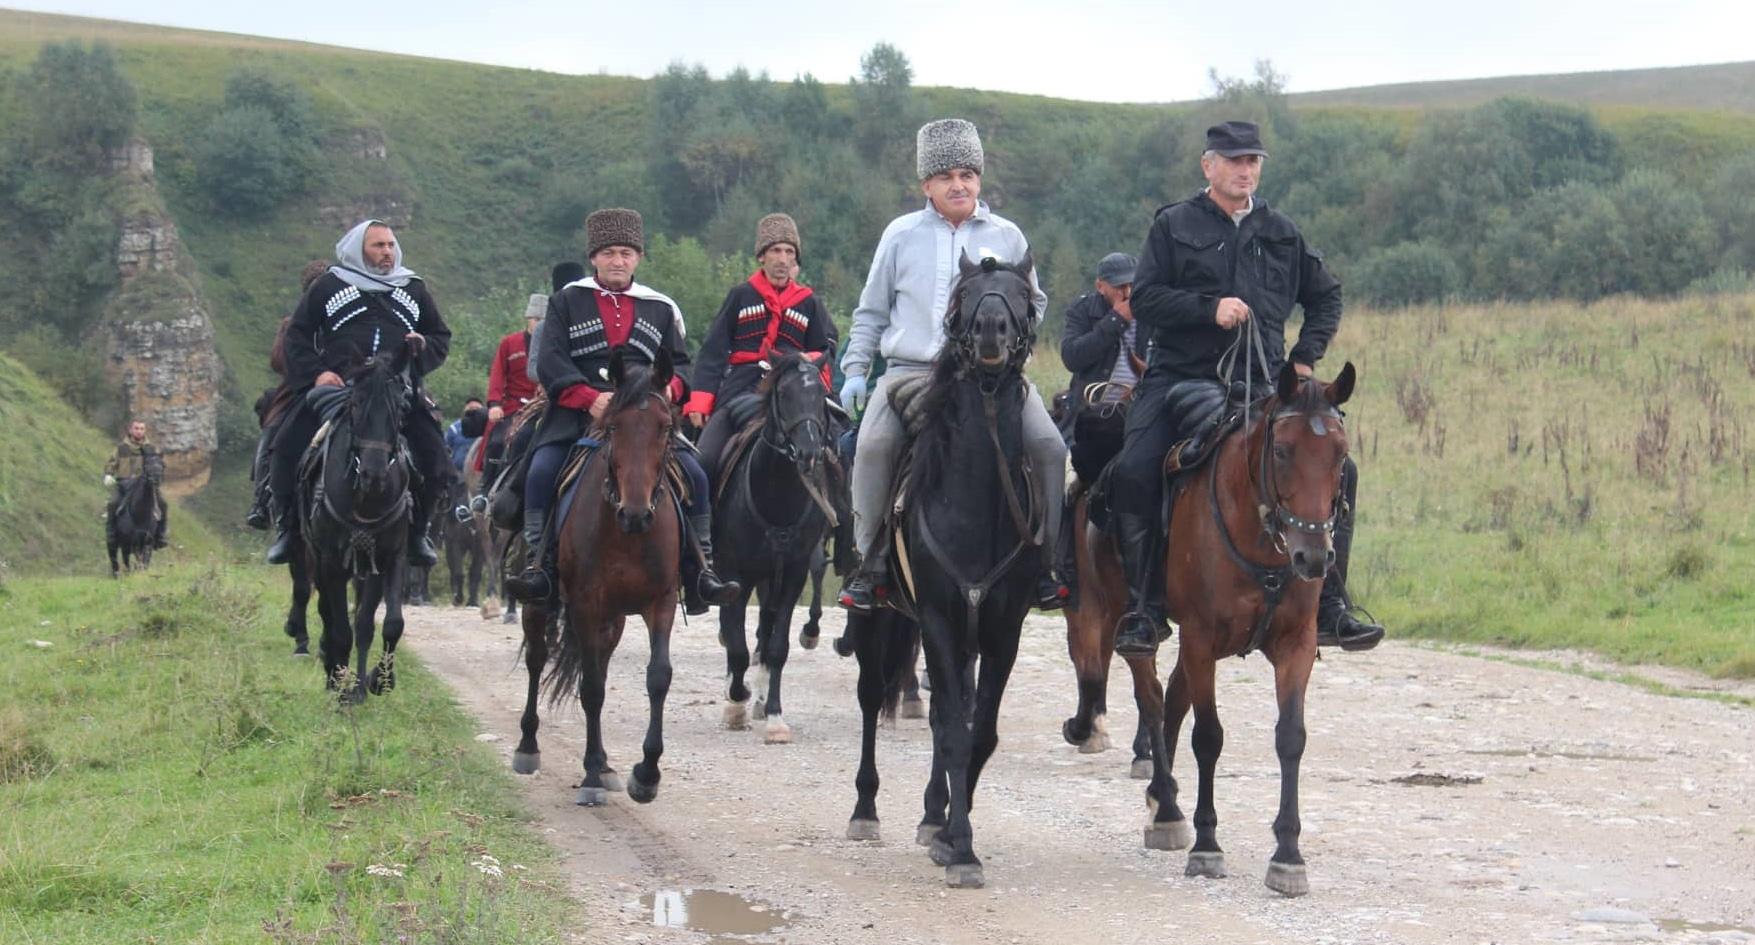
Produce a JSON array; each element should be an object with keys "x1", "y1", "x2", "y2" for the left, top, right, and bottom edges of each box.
[
  {"x1": 1294, "y1": 60, "x2": 1755, "y2": 114},
  {"x1": 0, "y1": 351, "x2": 226, "y2": 575}
]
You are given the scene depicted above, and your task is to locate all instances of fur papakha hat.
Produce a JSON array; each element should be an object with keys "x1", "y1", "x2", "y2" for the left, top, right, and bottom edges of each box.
[
  {"x1": 916, "y1": 118, "x2": 984, "y2": 180},
  {"x1": 524, "y1": 293, "x2": 547, "y2": 321},
  {"x1": 585, "y1": 208, "x2": 644, "y2": 257},
  {"x1": 755, "y1": 213, "x2": 801, "y2": 258}
]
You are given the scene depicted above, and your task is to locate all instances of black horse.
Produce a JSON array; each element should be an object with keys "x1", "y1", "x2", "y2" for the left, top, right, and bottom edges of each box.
[
  {"x1": 298, "y1": 351, "x2": 418, "y2": 703},
  {"x1": 714, "y1": 353, "x2": 838, "y2": 744},
  {"x1": 440, "y1": 473, "x2": 486, "y2": 608},
  {"x1": 849, "y1": 253, "x2": 1044, "y2": 889},
  {"x1": 106, "y1": 472, "x2": 161, "y2": 576}
]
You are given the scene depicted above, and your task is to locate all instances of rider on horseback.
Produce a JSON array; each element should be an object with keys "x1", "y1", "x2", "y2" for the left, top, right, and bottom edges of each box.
[
  {"x1": 104, "y1": 419, "x2": 168, "y2": 550},
  {"x1": 505, "y1": 208, "x2": 741, "y2": 614},
  {"x1": 837, "y1": 118, "x2": 1070, "y2": 612},
  {"x1": 687, "y1": 213, "x2": 845, "y2": 529},
  {"x1": 1108, "y1": 121, "x2": 1385, "y2": 656},
  {"x1": 265, "y1": 220, "x2": 452, "y2": 568}
]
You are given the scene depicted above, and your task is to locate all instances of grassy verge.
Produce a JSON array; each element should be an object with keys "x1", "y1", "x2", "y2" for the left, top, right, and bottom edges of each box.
[{"x1": 0, "y1": 564, "x2": 574, "y2": 943}]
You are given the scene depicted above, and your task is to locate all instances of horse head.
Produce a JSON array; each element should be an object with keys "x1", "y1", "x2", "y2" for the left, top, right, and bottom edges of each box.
[
  {"x1": 345, "y1": 354, "x2": 410, "y2": 509},
  {"x1": 758, "y1": 353, "x2": 831, "y2": 477},
  {"x1": 602, "y1": 345, "x2": 675, "y2": 534},
  {"x1": 1257, "y1": 361, "x2": 1356, "y2": 582},
  {"x1": 947, "y1": 251, "x2": 1036, "y2": 379}
]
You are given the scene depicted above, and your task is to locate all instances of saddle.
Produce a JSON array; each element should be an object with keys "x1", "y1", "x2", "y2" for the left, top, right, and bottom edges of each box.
[{"x1": 1085, "y1": 380, "x2": 1243, "y2": 535}]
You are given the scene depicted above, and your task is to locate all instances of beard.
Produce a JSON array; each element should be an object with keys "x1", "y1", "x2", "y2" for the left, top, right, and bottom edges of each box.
[{"x1": 368, "y1": 258, "x2": 395, "y2": 275}]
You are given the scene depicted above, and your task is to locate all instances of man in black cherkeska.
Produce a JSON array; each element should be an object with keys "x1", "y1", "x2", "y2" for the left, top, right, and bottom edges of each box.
[
  {"x1": 1108, "y1": 121, "x2": 1384, "y2": 657},
  {"x1": 264, "y1": 219, "x2": 452, "y2": 567},
  {"x1": 504, "y1": 208, "x2": 740, "y2": 615}
]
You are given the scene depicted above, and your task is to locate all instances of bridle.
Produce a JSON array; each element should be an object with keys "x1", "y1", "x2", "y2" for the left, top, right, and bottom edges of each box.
[{"x1": 600, "y1": 389, "x2": 674, "y2": 516}]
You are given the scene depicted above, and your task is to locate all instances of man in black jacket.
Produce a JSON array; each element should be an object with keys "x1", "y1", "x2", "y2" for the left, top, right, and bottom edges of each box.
[
  {"x1": 1059, "y1": 252, "x2": 1143, "y2": 473},
  {"x1": 1109, "y1": 121, "x2": 1384, "y2": 656},
  {"x1": 266, "y1": 220, "x2": 451, "y2": 567}
]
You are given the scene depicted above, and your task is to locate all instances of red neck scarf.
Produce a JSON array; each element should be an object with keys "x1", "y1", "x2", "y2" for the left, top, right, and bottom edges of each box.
[{"x1": 748, "y1": 272, "x2": 813, "y2": 358}]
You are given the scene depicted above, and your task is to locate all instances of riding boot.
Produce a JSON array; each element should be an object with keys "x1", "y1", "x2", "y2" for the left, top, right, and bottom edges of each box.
[
  {"x1": 245, "y1": 479, "x2": 272, "y2": 531},
  {"x1": 407, "y1": 491, "x2": 439, "y2": 568},
  {"x1": 1316, "y1": 499, "x2": 1384, "y2": 652},
  {"x1": 265, "y1": 505, "x2": 299, "y2": 565},
  {"x1": 504, "y1": 506, "x2": 551, "y2": 603},
  {"x1": 1112, "y1": 510, "x2": 1170, "y2": 656},
  {"x1": 683, "y1": 513, "x2": 741, "y2": 616}
]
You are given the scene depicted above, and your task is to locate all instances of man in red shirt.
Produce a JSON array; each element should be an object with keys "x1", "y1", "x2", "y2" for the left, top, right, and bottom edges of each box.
[{"x1": 476, "y1": 292, "x2": 545, "y2": 489}]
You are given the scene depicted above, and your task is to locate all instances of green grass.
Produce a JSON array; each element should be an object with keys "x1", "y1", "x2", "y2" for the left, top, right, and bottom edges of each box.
[
  {"x1": 1293, "y1": 59, "x2": 1755, "y2": 114},
  {"x1": 0, "y1": 564, "x2": 574, "y2": 942},
  {"x1": 1333, "y1": 292, "x2": 1755, "y2": 678},
  {"x1": 0, "y1": 351, "x2": 228, "y2": 575}
]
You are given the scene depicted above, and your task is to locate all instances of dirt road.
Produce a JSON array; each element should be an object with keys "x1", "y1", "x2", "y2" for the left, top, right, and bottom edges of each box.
[{"x1": 402, "y1": 604, "x2": 1754, "y2": 945}]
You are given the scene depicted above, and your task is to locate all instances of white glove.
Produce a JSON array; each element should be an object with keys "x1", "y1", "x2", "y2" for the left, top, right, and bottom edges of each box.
[
  {"x1": 840, "y1": 374, "x2": 868, "y2": 413},
  {"x1": 103, "y1": 474, "x2": 116, "y2": 488}
]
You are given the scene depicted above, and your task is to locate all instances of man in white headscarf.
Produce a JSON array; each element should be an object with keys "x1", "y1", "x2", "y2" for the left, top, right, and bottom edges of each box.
[{"x1": 265, "y1": 220, "x2": 452, "y2": 565}]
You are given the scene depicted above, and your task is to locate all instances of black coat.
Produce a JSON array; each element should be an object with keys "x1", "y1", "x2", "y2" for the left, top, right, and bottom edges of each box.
[
  {"x1": 1131, "y1": 192, "x2": 1341, "y2": 386},
  {"x1": 691, "y1": 281, "x2": 836, "y2": 409},
  {"x1": 532, "y1": 285, "x2": 692, "y2": 451},
  {"x1": 1058, "y1": 291, "x2": 1145, "y2": 431},
  {"x1": 283, "y1": 273, "x2": 451, "y2": 388}
]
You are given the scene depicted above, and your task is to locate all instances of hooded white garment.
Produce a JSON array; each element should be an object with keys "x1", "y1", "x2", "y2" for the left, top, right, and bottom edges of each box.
[
  {"x1": 329, "y1": 219, "x2": 418, "y2": 292},
  {"x1": 563, "y1": 276, "x2": 688, "y2": 340}
]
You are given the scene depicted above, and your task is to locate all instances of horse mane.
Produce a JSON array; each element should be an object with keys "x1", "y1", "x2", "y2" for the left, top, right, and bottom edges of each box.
[
  {"x1": 754, "y1": 351, "x2": 810, "y2": 397},
  {"x1": 607, "y1": 360, "x2": 667, "y2": 418}
]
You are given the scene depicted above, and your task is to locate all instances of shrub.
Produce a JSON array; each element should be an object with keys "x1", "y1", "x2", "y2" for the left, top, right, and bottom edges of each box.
[{"x1": 1351, "y1": 241, "x2": 1463, "y2": 307}]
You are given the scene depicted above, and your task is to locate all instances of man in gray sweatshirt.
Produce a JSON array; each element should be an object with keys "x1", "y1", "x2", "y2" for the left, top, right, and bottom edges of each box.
[{"x1": 838, "y1": 118, "x2": 1068, "y2": 611}]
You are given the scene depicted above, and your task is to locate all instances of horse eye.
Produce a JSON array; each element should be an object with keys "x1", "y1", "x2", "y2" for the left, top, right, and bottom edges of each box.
[{"x1": 1272, "y1": 445, "x2": 1291, "y2": 463}]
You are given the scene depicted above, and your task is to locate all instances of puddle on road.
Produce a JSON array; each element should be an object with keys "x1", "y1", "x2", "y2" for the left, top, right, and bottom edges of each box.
[
  {"x1": 1657, "y1": 918, "x2": 1755, "y2": 935},
  {"x1": 1464, "y1": 749, "x2": 1656, "y2": 762},
  {"x1": 640, "y1": 888, "x2": 788, "y2": 943}
]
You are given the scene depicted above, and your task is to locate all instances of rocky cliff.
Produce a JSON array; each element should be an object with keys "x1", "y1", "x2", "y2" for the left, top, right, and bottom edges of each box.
[{"x1": 103, "y1": 137, "x2": 221, "y2": 495}]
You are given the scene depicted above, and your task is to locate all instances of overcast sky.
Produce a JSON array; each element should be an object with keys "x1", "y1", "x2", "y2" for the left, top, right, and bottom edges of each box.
[{"x1": 10, "y1": 0, "x2": 1754, "y2": 102}]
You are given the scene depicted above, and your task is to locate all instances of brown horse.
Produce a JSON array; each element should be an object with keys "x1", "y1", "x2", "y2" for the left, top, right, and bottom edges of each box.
[
  {"x1": 1066, "y1": 360, "x2": 1355, "y2": 897},
  {"x1": 511, "y1": 348, "x2": 681, "y2": 807}
]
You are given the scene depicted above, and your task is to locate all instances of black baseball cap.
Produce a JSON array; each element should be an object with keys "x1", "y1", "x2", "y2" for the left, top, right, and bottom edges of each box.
[{"x1": 1205, "y1": 120, "x2": 1268, "y2": 159}]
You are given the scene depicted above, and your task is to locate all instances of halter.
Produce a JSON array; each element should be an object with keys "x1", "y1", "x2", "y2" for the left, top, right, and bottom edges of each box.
[{"x1": 948, "y1": 276, "x2": 1036, "y2": 391}]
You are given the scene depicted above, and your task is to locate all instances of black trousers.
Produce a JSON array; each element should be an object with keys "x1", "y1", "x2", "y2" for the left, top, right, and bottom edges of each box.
[{"x1": 269, "y1": 399, "x2": 449, "y2": 524}]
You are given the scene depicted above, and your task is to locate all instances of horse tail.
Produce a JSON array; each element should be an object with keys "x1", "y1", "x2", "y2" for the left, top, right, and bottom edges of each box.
[{"x1": 541, "y1": 608, "x2": 582, "y2": 708}]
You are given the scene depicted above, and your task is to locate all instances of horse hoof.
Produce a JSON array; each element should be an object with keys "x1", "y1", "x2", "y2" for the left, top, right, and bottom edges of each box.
[
  {"x1": 1144, "y1": 820, "x2": 1193, "y2": 851},
  {"x1": 511, "y1": 751, "x2": 540, "y2": 775},
  {"x1": 292, "y1": 644, "x2": 311, "y2": 658},
  {"x1": 599, "y1": 771, "x2": 625, "y2": 793},
  {"x1": 945, "y1": 863, "x2": 985, "y2": 889},
  {"x1": 723, "y1": 702, "x2": 748, "y2": 730},
  {"x1": 575, "y1": 786, "x2": 608, "y2": 807},
  {"x1": 1185, "y1": 851, "x2": 1227, "y2": 879},
  {"x1": 846, "y1": 819, "x2": 881, "y2": 841},
  {"x1": 627, "y1": 771, "x2": 658, "y2": 804},
  {"x1": 900, "y1": 697, "x2": 926, "y2": 720},
  {"x1": 1130, "y1": 758, "x2": 1154, "y2": 780},
  {"x1": 1265, "y1": 861, "x2": 1309, "y2": 898},
  {"x1": 799, "y1": 626, "x2": 819, "y2": 649},
  {"x1": 915, "y1": 824, "x2": 941, "y2": 848},
  {"x1": 502, "y1": 611, "x2": 517, "y2": 624},
  {"x1": 763, "y1": 717, "x2": 793, "y2": 745},
  {"x1": 928, "y1": 837, "x2": 955, "y2": 867},
  {"x1": 1079, "y1": 733, "x2": 1110, "y2": 754},
  {"x1": 751, "y1": 700, "x2": 768, "y2": 721}
]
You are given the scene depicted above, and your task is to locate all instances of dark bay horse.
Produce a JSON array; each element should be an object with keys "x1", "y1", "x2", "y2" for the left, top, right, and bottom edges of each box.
[
  {"x1": 513, "y1": 348, "x2": 680, "y2": 807},
  {"x1": 1073, "y1": 360, "x2": 1355, "y2": 897},
  {"x1": 299, "y1": 351, "x2": 418, "y2": 704},
  {"x1": 107, "y1": 473, "x2": 161, "y2": 575},
  {"x1": 850, "y1": 253, "x2": 1043, "y2": 889},
  {"x1": 714, "y1": 353, "x2": 837, "y2": 744}
]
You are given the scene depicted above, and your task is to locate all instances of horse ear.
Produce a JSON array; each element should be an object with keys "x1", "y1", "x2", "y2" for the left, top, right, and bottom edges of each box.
[
  {"x1": 608, "y1": 347, "x2": 626, "y2": 388},
  {"x1": 1017, "y1": 249, "x2": 1035, "y2": 281},
  {"x1": 1276, "y1": 361, "x2": 1301, "y2": 403},
  {"x1": 1326, "y1": 362, "x2": 1357, "y2": 407},
  {"x1": 958, "y1": 250, "x2": 979, "y2": 278},
  {"x1": 653, "y1": 345, "x2": 674, "y2": 390}
]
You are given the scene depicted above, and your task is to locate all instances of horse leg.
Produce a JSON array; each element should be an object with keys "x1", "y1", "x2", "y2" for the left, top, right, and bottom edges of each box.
[
  {"x1": 369, "y1": 560, "x2": 405, "y2": 695},
  {"x1": 512, "y1": 600, "x2": 549, "y2": 774},
  {"x1": 627, "y1": 605, "x2": 674, "y2": 804},
  {"x1": 447, "y1": 532, "x2": 464, "y2": 606},
  {"x1": 721, "y1": 587, "x2": 753, "y2": 731},
  {"x1": 285, "y1": 555, "x2": 312, "y2": 656},
  {"x1": 965, "y1": 620, "x2": 1021, "y2": 811},
  {"x1": 466, "y1": 538, "x2": 484, "y2": 608},
  {"x1": 347, "y1": 575, "x2": 382, "y2": 705},
  {"x1": 918, "y1": 616, "x2": 981, "y2": 888},
  {"x1": 317, "y1": 565, "x2": 352, "y2": 691},
  {"x1": 108, "y1": 539, "x2": 119, "y2": 578},
  {"x1": 1264, "y1": 637, "x2": 1316, "y2": 897},
  {"x1": 846, "y1": 611, "x2": 884, "y2": 840},
  {"x1": 1133, "y1": 652, "x2": 1189, "y2": 850},
  {"x1": 899, "y1": 635, "x2": 926, "y2": 719},
  {"x1": 759, "y1": 571, "x2": 804, "y2": 744},
  {"x1": 799, "y1": 545, "x2": 825, "y2": 649},
  {"x1": 1062, "y1": 605, "x2": 1112, "y2": 754},
  {"x1": 1181, "y1": 645, "x2": 1226, "y2": 879},
  {"x1": 575, "y1": 615, "x2": 615, "y2": 805}
]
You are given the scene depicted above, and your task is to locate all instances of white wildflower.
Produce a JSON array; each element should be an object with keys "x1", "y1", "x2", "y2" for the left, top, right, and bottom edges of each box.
[{"x1": 366, "y1": 863, "x2": 406, "y2": 878}]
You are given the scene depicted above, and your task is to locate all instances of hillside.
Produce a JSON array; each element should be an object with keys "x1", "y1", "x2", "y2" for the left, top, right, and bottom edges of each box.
[
  {"x1": 1293, "y1": 59, "x2": 1755, "y2": 114},
  {"x1": 0, "y1": 351, "x2": 224, "y2": 574}
]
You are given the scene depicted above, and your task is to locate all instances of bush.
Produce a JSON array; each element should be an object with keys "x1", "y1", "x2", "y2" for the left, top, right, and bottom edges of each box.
[
  {"x1": 193, "y1": 105, "x2": 301, "y2": 217},
  {"x1": 1351, "y1": 241, "x2": 1463, "y2": 307},
  {"x1": 15, "y1": 41, "x2": 136, "y2": 171}
]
